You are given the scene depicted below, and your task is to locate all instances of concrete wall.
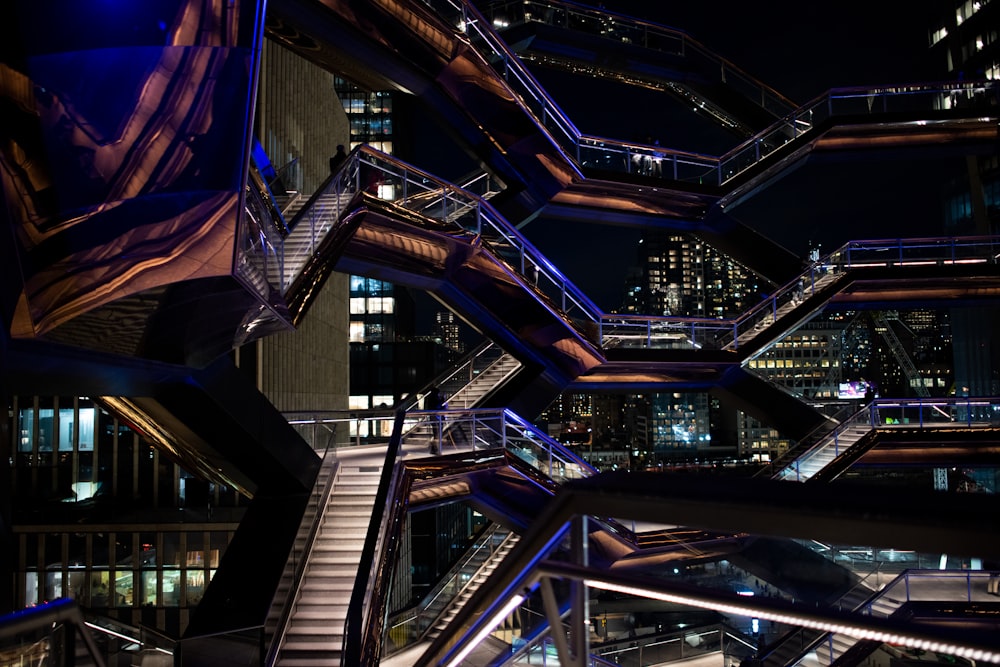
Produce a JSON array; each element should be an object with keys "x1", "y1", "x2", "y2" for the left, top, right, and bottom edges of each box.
[{"x1": 256, "y1": 41, "x2": 351, "y2": 413}]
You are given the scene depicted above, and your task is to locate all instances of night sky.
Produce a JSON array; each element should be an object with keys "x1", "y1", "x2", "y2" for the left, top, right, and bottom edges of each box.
[
  {"x1": 410, "y1": 1, "x2": 965, "y2": 321},
  {"x1": 513, "y1": 0, "x2": 960, "y2": 310}
]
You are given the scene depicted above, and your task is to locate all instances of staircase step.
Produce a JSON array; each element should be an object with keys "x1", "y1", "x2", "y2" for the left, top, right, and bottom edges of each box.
[
  {"x1": 293, "y1": 606, "x2": 348, "y2": 621},
  {"x1": 299, "y1": 578, "x2": 356, "y2": 591},
  {"x1": 282, "y1": 640, "x2": 343, "y2": 652},
  {"x1": 276, "y1": 659, "x2": 340, "y2": 667}
]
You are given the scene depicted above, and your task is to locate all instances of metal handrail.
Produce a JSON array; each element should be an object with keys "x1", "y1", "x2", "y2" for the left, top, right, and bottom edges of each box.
[
  {"x1": 0, "y1": 598, "x2": 107, "y2": 667},
  {"x1": 480, "y1": 0, "x2": 798, "y2": 121},
  {"x1": 420, "y1": 0, "x2": 999, "y2": 188},
  {"x1": 258, "y1": 143, "x2": 1000, "y2": 357},
  {"x1": 264, "y1": 425, "x2": 339, "y2": 666},
  {"x1": 342, "y1": 405, "x2": 413, "y2": 665},
  {"x1": 599, "y1": 234, "x2": 1000, "y2": 351},
  {"x1": 422, "y1": 496, "x2": 1000, "y2": 667},
  {"x1": 771, "y1": 396, "x2": 1000, "y2": 482}
]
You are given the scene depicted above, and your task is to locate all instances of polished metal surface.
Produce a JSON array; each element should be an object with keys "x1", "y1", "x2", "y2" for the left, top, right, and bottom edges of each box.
[
  {"x1": 415, "y1": 472, "x2": 1000, "y2": 666},
  {"x1": 1, "y1": 0, "x2": 267, "y2": 364},
  {"x1": 314, "y1": 172, "x2": 1000, "y2": 435},
  {"x1": 333, "y1": 195, "x2": 606, "y2": 384}
]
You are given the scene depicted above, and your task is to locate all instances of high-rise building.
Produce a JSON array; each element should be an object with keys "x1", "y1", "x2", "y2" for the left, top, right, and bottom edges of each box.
[
  {"x1": 615, "y1": 231, "x2": 761, "y2": 458},
  {"x1": 634, "y1": 231, "x2": 760, "y2": 318},
  {"x1": 432, "y1": 310, "x2": 464, "y2": 354},
  {"x1": 333, "y1": 77, "x2": 397, "y2": 154},
  {"x1": 747, "y1": 320, "x2": 846, "y2": 401},
  {"x1": 3, "y1": 1, "x2": 999, "y2": 664},
  {"x1": 928, "y1": 1, "x2": 1000, "y2": 404}
]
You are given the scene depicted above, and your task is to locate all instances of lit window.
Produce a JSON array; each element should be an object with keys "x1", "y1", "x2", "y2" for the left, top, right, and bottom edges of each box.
[{"x1": 367, "y1": 297, "x2": 395, "y2": 314}]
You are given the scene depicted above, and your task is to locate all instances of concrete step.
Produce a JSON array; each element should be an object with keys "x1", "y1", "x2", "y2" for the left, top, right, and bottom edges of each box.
[
  {"x1": 275, "y1": 655, "x2": 341, "y2": 667},
  {"x1": 292, "y1": 605, "x2": 348, "y2": 621}
]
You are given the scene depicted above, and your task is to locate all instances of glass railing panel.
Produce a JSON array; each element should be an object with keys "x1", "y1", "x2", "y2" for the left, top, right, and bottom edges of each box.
[
  {"x1": 390, "y1": 526, "x2": 516, "y2": 652},
  {"x1": 772, "y1": 397, "x2": 1000, "y2": 482},
  {"x1": 595, "y1": 626, "x2": 734, "y2": 666},
  {"x1": 284, "y1": 411, "x2": 396, "y2": 450},
  {"x1": 239, "y1": 190, "x2": 278, "y2": 295},
  {"x1": 331, "y1": 150, "x2": 1000, "y2": 366},
  {"x1": 403, "y1": 408, "x2": 507, "y2": 453},
  {"x1": 280, "y1": 164, "x2": 359, "y2": 291},
  {"x1": 405, "y1": 407, "x2": 596, "y2": 482},
  {"x1": 502, "y1": 410, "x2": 597, "y2": 483},
  {"x1": 493, "y1": 0, "x2": 792, "y2": 127},
  {"x1": 595, "y1": 235, "x2": 1000, "y2": 352},
  {"x1": 434, "y1": 342, "x2": 504, "y2": 407},
  {"x1": 457, "y1": 169, "x2": 505, "y2": 199},
  {"x1": 775, "y1": 414, "x2": 870, "y2": 481},
  {"x1": 870, "y1": 397, "x2": 1000, "y2": 427},
  {"x1": 599, "y1": 316, "x2": 710, "y2": 350},
  {"x1": 841, "y1": 236, "x2": 999, "y2": 268},
  {"x1": 866, "y1": 570, "x2": 991, "y2": 610},
  {"x1": 577, "y1": 136, "x2": 720, "y2": 182},
  {"x1": 354, "y1": 148, "x2": 604, "y2": 333},
  {"x1": 422, "y1": 0, "x2": 582, "y2": 152},
  {"x1": 418, "y1": 0, "x2": 995, "y2": 191}
]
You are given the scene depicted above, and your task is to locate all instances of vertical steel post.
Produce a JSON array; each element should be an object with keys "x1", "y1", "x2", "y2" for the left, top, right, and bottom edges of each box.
[{"x1": 570, "y1": 514, "x2": 590, "y2": 665}]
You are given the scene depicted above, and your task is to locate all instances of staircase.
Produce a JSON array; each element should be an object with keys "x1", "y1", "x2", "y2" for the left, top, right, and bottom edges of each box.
[
  {"x1": 424, "y1": 529, "x2": 520, "y2": 642},
  {"x1": 270, "y1": 177, "x2": 358, "y2": 292},
  {"x1": 773, "y1": 420, "x2": 871, "y2": 482},
  {"x1": 443, "y1": 351, "x2": 522, "y2": 409},
  {"x1": 274, "y1": 447, "x2": 384, "y2": 667},
  {"x1": 731, "y1": 269, "x2": 841, "y2": 350},
  {"x1": 763, "y1": 575, "x2": 903, "y2": 667},
  {"x1": 265, "y1": 455, "x2": 338, "y2": 648},
  {"x1": 808, "y1": 592, "x2": 902, "y2": 666}
]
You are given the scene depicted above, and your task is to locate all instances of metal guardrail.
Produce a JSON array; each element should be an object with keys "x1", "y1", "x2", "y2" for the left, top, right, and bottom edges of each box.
[
  {"x1": 251, "y1": 145, "x2": 1000, "y2": 359},
  {"x1": 772, "y1": 397, "x2": 1000, "y2": 482},
  {"x1": 599, "y1": 235, "x2": 1000, "y2": 351},
  {"x1": 480, "y1": 0, "x2": 798, "y2": 122},
  {"x1": 423, "y1": 0, "x2": 999, "y2": 188}
]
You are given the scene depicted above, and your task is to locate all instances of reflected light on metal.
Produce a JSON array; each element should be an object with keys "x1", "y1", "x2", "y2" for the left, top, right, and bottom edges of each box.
[
  {"x1": 584, "y1": 579, "x2": 999, "y2": 664},
  {"x1": 444, "y1": 593, "x2": 526, "y2": 667}
]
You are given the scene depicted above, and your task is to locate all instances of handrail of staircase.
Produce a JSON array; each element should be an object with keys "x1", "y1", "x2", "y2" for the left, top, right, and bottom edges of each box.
[
  {"x1": 599, "y1": 234, "x2": 1000, "y2": 351},
  {"x1": 423, "y1": 498, "x2": 1000, "y2": 667},
  {"x1": 238, "y1": 160, "x2": 292, "y2": 305},
  {"x1": 423, "y1": 339, "x2": 503, "y2": 405},
  {"x1": 308, "y1": 144, "x2": 1000, "y2": 355},
  {"x1": 383, "y1": 524, "x2": 518, "y2": 654},
  {"x1": 263, "y1": 424, "x2": 339, "y2": 667},
  {"x1": 283, "y1": 146, "x2": 360, "y2": 232},
  {"x1": 762, "y1": 567, "x2": 958, "y2": 667},
  {"x1": 354, "y1": 146, "x2": 604, "y2": 329},
  {"x1": 481, "y1": 0, "x2": 799, "y2": 121},
  {"x1": 342, "y1": 399, "x2": 417, "y2": 666},
  {"x1": 0, "y1": 598, "x2": 107, "y2": 667},
  {"x1": 766, "y1": 396, "x2": 1000, "y2": 482},
  {"x1": 420, "y1": 530, "x2": 520, "y2": 641},
  {"x1": 427, "y1": 0, "x2": 999, "y2": 187},
  {"x1": 753, "y1": 402, "x2": 859, "y2": 479},
  {"x1": 248, "y1": 155, "x2": 290, "y2": 236},
  {"x1": 269, "y1": 156, "x2": 300, "y2": 193},
  {"x1": 768, "y1": 568, "x2": 915, "y2": 666},
  {"x1": 585, "y1": 620, "x2": 758, "y2": 666}
]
